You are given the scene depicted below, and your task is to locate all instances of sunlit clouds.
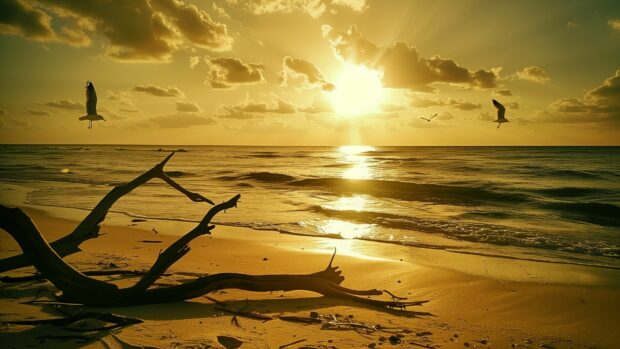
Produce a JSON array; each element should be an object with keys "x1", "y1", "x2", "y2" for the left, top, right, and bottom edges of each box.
[{"x1": 0, "y1": 1, "x2": 619, "y2": 144}]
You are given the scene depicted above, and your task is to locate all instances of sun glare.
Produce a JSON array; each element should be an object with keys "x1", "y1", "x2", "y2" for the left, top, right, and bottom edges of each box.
[{"x1": 328, "y1": 64, "x2": 384, "y2": 116}]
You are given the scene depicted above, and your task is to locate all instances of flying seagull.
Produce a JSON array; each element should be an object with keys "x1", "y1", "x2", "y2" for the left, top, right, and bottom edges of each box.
[
  {"x1": 420, "y1": 113, "x2": 438, "y2": 122},
  {"x1": 492, "y1": 99, "x2": 509, "y2": 129},
  {"x1": 79, "y1": 81, "x2": 105, "y2": 129}
]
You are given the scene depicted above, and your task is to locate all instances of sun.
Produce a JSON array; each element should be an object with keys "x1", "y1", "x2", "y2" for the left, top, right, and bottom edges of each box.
[{"x1": 328, "y1": 63, "x2": 385, "y2": 116}]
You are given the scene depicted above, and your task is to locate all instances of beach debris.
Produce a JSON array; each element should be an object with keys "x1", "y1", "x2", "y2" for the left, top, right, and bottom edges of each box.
[
  {"x1": 139, "y1": 240, "x2": 162, "y2": 243},
  {"x1": 279, "y1": 315, "x2": 322, "y2": 324},
  {"x1": 215, "y1": 306, "x2": 274, "y2": 321},
  {"x1": 263, "y1": 257, "x2": 268, "y2": 261},
  {"x1": 382, "y1": 289, "x2": 407, "y2": 301},
  {"x1": 152, "y1": 227, "x2": 159, "y2": 234},
  {"x1": 0, "y1": 154, "x2": 428, "y2": 312},
  {"x1": 389, "y1": 335, "x2": 401, "y2": 344},
  {"x1": 131, "y1": 218, "x2": 146, "y2": 222},
  {"x1": 217, "y1": 335, "x2": 243, "y2": 349},
  {"x1": 279, "y1": 338, "x2": 308, "y2": 349}
]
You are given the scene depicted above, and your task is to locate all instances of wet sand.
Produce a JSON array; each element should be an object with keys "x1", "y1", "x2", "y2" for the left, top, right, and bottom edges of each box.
[{"x1": 1, "y1": 202, "x2": 619, "y2": 348}]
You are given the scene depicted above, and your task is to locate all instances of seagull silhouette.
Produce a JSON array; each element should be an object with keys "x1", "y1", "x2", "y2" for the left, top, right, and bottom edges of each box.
[
  {"x1": 420, "y1": 113, "x2": 438, "y2": 122},
  {"x1": 492, "y1": 99, "x2": 509, "y2": 129},
  {"x1": 79, "y1": 81, "x2": 105, "y2": 129}
]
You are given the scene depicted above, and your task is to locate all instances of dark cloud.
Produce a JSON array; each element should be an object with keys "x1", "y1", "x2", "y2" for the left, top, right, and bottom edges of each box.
[
  {"x1": 176, "y1": 101, "x2": 200, "y2": 112},
  {"x1": 0, "y1": 0, "x2": 54, "y2": 39},
  {"x1": 1, "y1": 0, "x2": 232, "y2": 61},
  {"x1": 150, "y1": 113, "x2": 216, "y2": 128},
  {"x1": 150, "y1": 0, "x2": 232, "y2": 50},
  {"x1": 547, "y1": 70, "x2": 620, "y2": 123},
  {"x1": 205, "y1": 56, "x2": 265, "y2": 89},
  {"x1": 133, "y1": 85, "x2": 183, "y2": 97},
  {"x1": 0, "y1": 0, "x2": 90, "y2": 46},
  {"x1": 324, "y1": 25, "x2": 500, "y2": 91},
  {"x1": 495, "y1": 89, "x2": 513, "y2": 96},
  {"x1": 513, "y1": 66, "x2": 549, "y2": 83},
  {"x1": 43, "y1": 99, "x2": 82, "y2": 110},
  {"x1": 280, "y1": 56, "x2": 334, "y2": 91},
  {"x1": 226, "y1": 0, "x2": 367, "y2": 18},
  {"x1": 219, "y1": 97, "x2": 297, "y2": 118}
]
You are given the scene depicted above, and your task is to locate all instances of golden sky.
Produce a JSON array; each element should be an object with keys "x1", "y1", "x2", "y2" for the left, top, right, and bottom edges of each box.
[{"x1": 0, "y1": 0, "x2": 619, "y2": 145}]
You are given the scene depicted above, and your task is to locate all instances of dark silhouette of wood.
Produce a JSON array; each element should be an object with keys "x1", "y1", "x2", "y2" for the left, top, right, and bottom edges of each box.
[
  {"x1": 0, "y1": 154, "x2": 426, "y2": 310},
  {"x1": 0, "y1": 152, "x2": 212, "y2": 273}
]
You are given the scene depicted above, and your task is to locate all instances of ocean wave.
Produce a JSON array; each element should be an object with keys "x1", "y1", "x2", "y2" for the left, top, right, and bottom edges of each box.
[
  {"x1": 309, "y1": 206, "x2": 620, "y2": 258},
  {"x1": 534, "y1": 187, "x2": 609, "y2": 198},
  {"x1": 165, "y1": 170, "x2": 195, "y2": 178},
  {"x1": 289, "y1": 178, "x2": 528, "y2": 205},
  {"x1": 542, "y1": 201, "x2": 620, "y2": 227},
  {"x1": 219, "y1": 172, "x2": 297, "y2": 183}
]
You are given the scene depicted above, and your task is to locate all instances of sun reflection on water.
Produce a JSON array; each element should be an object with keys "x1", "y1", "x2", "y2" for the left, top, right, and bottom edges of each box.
[
  {"x1": 323, "y1": 195, "x2": 368, "y2": 211},
  {"x1": 317, "y1": 219, "x2": 375, "y2": 239},
  {"x1": 338, "y1": 145, "x2": 375, "y2": 180}
]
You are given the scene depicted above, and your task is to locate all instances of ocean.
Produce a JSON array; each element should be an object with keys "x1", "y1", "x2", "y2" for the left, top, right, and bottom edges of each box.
[{"x1": 1, "y1": 145, "x2": 619, "y2": 269}]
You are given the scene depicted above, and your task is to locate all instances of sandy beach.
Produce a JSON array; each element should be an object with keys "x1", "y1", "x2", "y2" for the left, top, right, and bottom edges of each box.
[{"x1": 1, "y1": 195, "x2": 619, "y2": 349}]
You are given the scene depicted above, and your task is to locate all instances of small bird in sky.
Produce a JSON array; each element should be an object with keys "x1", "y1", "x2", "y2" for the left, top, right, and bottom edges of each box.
[
  {"x1": 492, "y1": 99, "x2": 509, "y2": 129},
  {"x1": 79, "y1": 81, "x2": 105, "y2": 129},
  {"x1": 420, "y1": 113, "x2": 438, "y2": 122}
]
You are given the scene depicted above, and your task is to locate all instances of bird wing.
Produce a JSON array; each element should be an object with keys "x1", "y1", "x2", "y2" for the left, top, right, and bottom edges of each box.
[
  {"x1": 420, "y1": 117, "x2": 429, "y2": 121},
  {"x1": 429, "y1": 113, "x2": 438, "y2": 120},
  {"x1": 492, "y1": 99, "x2": 505, "y2": 120},
  {"x1": 86, "y1": 82, "x2": 97, "y2": 115}
]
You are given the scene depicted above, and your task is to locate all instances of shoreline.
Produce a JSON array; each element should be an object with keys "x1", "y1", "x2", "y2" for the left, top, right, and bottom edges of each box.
[{"x1": 2, "y1": 187, "x2": 620, "y2": 347}]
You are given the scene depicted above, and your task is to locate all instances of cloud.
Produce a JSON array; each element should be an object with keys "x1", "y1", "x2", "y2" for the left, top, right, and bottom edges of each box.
[
  {"x1": 513, "y1": 66, "x2": 549, "y2": 83},
  {"x1": 609, "y1": 19, "x2": 620, "y2": 32},
  {"x1": 43, "y1": 99, "x2": 82, "y2": 110},
  {"x1": 280, "y1": 56, "x2": 334, "y2": 91},
  {"x1": 0, "y1": 0, "x2": 89, "y2": 46},
  {"x1": 133, "y1": 85, "x2": 183, "y2": 97},
  {"x1": 410, "y1": 96, "x2": 481, "y2": 110},
  {"x1": 176, "y1": 101, "x2": 201, "y2": 112},
  {"x1": 547, "y1": 70, "x2": 620, "y2": 123},
  {"x1": 410, "y1": 96, "x2": 445, "y2": 108},
  {"x1": 119, "y1": 107, "x2": 140, "y2": 113},
  {"x1": 204, "y1": 56, "x2": 265, "y2": 88},
  {"x1": 189, "y1": 55, "x2": 201, "y2": 69},
  {"x1": 25, "y1": 109, "x2": 51, "y2": 115},
  {"x1": 219, "y1": 97, "x2": 297, "y2": 118},
  {"x1": 300, "y1": 94, "x2": 334, "y2": 114},
  {"x1": 212, "y1": 2, "x2": 230, "y2": 19},
  {"x1": 225, "y1": 0, "x2": 367, "y2": 18},
  {"x1": 150, "y1": 113, "x2": 216, "y2": 128},
  {"x1": 1, "y1": 0, "x2": 233, "y2": 62},
  {"x1": 495, "y1": 89, "x2": 512, "y2": 96},
  {"x1": 323, "y1": 25, "x2": 500, "y2": 91},
  {"x1": 506, "y1": 101, "x2": 519, "y2": 109},
  {"x1": 448, "y1": 99, "x2": 481, "y2": 110}
]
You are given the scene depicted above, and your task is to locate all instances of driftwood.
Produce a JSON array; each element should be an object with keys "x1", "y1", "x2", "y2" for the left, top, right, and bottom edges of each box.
[
  {"x1": 0, "y1": 153, "x2": 426, "y2": 310},
  {"x1": 0, "y1": 152, "x2": 212, "y2": 273}
]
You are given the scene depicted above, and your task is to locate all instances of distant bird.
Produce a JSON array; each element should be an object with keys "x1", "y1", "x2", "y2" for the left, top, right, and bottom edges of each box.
[
  {"x1": 420, "y1": 113, "x2": 438, "y2": 122},
  {"x1": 79, "y1": 81, "x2": 105, "y2": 129},
  {"x1": 492, "y1": 99, "x2": 509, "y2": 129}
]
